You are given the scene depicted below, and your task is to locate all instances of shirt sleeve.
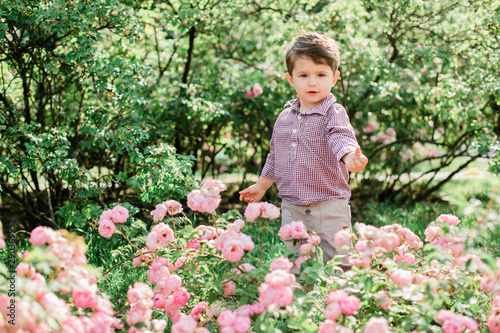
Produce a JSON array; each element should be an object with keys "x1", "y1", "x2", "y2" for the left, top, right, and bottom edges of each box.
[
  {"x1": 326, "y1": 104, "x2": 360, "y2": 161},
  {"x1": 261, "y1": 133, "x2": 275, "y2": 180}
]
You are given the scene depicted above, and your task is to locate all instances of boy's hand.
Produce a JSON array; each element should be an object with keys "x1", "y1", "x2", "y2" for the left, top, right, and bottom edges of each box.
[
  {"x1": 344, "y1": 147, "x2": 368, "y2": 173},
  {"x1": 239, "y1": 176, "x2": 274, "y2": 203},
  {"x1": 239, "y1": 185, "x2": 266, "y2": 203}
]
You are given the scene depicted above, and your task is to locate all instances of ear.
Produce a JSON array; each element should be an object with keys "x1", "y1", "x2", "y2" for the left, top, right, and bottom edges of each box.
[
  {"x1": 332, "y1": 71, "x2": 340, "y2": 86},
  {"x1": 285, "y1": 72, "x2": 294, "y2": 87}
]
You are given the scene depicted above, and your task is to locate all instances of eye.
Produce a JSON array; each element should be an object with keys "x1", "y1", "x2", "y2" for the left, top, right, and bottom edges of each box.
[
  {"x1": 299, "y1": 74, "x2": 307, "y2": 78},
  {"x1": 318, "y1": 74, "x2": 326, "y2": 77}
]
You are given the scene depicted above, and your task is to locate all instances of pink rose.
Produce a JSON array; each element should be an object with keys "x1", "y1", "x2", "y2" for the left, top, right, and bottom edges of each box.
[
  {"x1": 334, "y1": 228, "x2": 351, "y2": 247},
  {"x1": 252, "y1": 83, "x2": 263, "y2": 97},
  {"x1": 270, "y1": 257, "x2": 293, "y2": 272},
  {"x1": 111, "y1": 205, "x2": 129, "y2": 223},
  {"x1": 327, "y1": 289, "x2": 348, "y2": 304},
  {"x1": 299, "y1": 242, "x2": 315, "y2": 255},
  {"x1": 244, "y1": 203, "x2": 261, "y2": 222},
  {"x1": 294, "y1": 255, "x2": 310, "y2": 268},
  {"x1": 262, "y1": 203, "x2": 280, "y2": 219},
  {"x1": 324, "y1": 302, "x2": 342, "y2": 320},
  {"x1": 436, "y1": 214, "x2": 460, "y2": 225},
  {"x1": 251, "y1": 302, "x2": 265, "y2": 315},
  {"x1": 264, "y1": 270, "x2": 295, "y2": 289},
  {"x1": 239, "y1": 234, "x2": 255, "y2": 251},
  {"x1": 442, "y1": 314, "x2": 466, "y2": 333},
  {"x1": 340, "y1": 295, "x2": 360, "y2": 315},
  {"x1": 72, "y1": 288, "x2": 97, "y2": 308},
  {"x1": 173, "y1": 287, "x2": 190, "y2": 307},
  {"x1": 379, "y1": 232, "x2": 400, "y2": 252},
  {"x1": 364, "y1": 317, "x2": 389, "y2": 333},
  {"x1": 218, "y1": 310, "x2": 237, "y2": 327},
  {"x1": 278, "y1": 224, "x2": 291, "y2": 241},
  {"x1": 390, "y1": 269, "x2": 414, "y2": 288},
  {"x1": 394, "y1": 253, "x2": 416, "y2": 265},
  {"x1": 98, "y1": 219, "x2": 116, "y2": 238},
  {"x1": 222, "y1": 280, "x2": 236, "y2": 297},
  {"x1": 436, "y1": 309, "x2": 454, "y2": 322},
  {"x1": 222, "y1": 239, "x2": 245, "y2": 262},
  {"x1": 319, "y1": 320, "x2": 338, "y2": 333},
  {"x1": 480, "y1": 274, "x2": 495, "y2": 292},
  {"x1": 201, "y1": 179, "x2": 226, "y2": 191},
  {"x1": 152, "y1": 319, "x2": 168, "y2": 332},
  {"x1": 464, "y1": 317, "x2": 479, "y2": 332},
  {"x1": 487, "y1": 314, "x2": 500, "y2": 333},
  {"x1": 15, "y1": 262, "x2": 36, "y2": 278},
  {"x1": 424, "y1": 224, "x2": 442, "y2": 242},
  {"x1": 164, "y1": 200, "x2": 183, "y2": 215},
  {"x1": 29, "y1": 226, "x2": 56, "y2": 246},
  {"x1": 186, "y1": 238, "x2": 200, "y2": 250},
  {"x1": 375, "y1": 290, "x2": 391, "y2": 310},
  {"x1": 171, "y1": 315, "x2": 197, "y2": 333},
  {"x1": 191, "y1": 301, "x2": 208, "y2": 316},
  {"x1": 289, "y1": 221, "x2": 306, "y2": 239},
  {"x1": 233, "y1": 315, "x2": 251, "y2": 333},
  {"x1": 166, "y1": 275, "x2": 182, "y2": 293},
  {"x1": 307, "y1": 235, "x2": 321, "y2": 245},
  {"x1": 151, "y1": 204, "x2": 167, "y2": 221}
]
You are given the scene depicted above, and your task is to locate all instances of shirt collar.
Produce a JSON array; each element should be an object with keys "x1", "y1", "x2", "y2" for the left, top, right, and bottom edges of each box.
[{"x1": 284, "y1": 93, "x2": 337, "y2": 115}]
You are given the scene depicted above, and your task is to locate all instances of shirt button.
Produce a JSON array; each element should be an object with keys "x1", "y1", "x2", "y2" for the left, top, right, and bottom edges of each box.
[
  {"x1": 297, "y1": 115, "x2": 302, "y2": 120},
  {"x1": 292, "y1": 143, "x2": 296, "y2": 147},
  {"x1": 292, "y1": 129, "x2": 297, "y2": 134}
]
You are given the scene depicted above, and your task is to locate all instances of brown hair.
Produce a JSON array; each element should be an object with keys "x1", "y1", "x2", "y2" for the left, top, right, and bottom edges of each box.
[{"x1": 285, "y1": 31, "x2": 340, "y2": 74}]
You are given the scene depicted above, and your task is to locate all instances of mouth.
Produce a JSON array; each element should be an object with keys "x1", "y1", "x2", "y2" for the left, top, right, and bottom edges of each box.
[{"x1": 307, "y1": 91, "x2": 318, "y2": 95}]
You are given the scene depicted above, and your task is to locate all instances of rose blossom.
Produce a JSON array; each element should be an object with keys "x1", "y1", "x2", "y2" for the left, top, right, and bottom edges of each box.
[
  {"x1": 390, "y1": 269, "x2": 414, "y2": 288},
  {"x1": 29, "y1": 226, "x2": 57, "y2": 246},
  {"x1": 151, "y1": 203, "x2": 168, "y2": 221},
  {"x1": 294, "y1": 255, "x2": 310, "y2": 268},
  {"x1": 262, "y1": 203, "x2": 280, "y2": 219},
  {"x1": 111, "y1": 205, "x2": 129, "y2": 223},
  {"x1": 324, "y1": 302, "x2": 342, "y2": 320},
  {"x1": 379, "y1": 232, "x2": 400, "y2": 252},
  {"x1": 98, "y1": 219, "x2": 116, "y2": 238},
  {"x1": 340, "y1": 295, "x2": 360, "y2": 315},
  {"x1": 222, "y1": 239, "x2": 245, "y2": 262},
  {"x1": 319, "y1": 320, "x2": 338, "y2": 333},
  {"x1": 244, "y1": 203, "x2": 261, "y2": 222},
  {"x1": 72, "y1": 287, "x2": 97, "y2": 308},
  {"x1": 364, "y1": 317, "x2": 389, "y2": 333},
  {"x1": 152, "y1": 319, "x2": 168, "y2": 332},
  {"x1": 222, "y1": 280, "x2": 236, "y2": 297},
  {"x1": 334, "y1": 228, "x2": 352, "y2": 247},
  {"x1": 289, "y1": 221, "x2": 307, "y2": 239},
  {"x1": 218, "y1": 310, "x2": 237, "y2": 327},
  {"x1": 278, "y1": 224, "x2": 291, "y2": 241},
  {"x1": 436, "y1": 214, "x2": 461, "y2": 225},
  {"x1": 172, "y1": 287, "x2": 190, "y2": 307},
  {"x1": 164, "y1": 200, "x2": 183, "y2": 215},
  {"x1": 375, "y1": 290, "x2": 391, "y2": 310},
  {"x1": 270, "y1": 257, "x2": 293, "y2": 272}
]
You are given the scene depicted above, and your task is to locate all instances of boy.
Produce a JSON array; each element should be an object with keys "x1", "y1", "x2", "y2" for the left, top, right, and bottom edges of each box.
[{"x1": 239, "y1": 31, "x2": 368, "y2": 271}]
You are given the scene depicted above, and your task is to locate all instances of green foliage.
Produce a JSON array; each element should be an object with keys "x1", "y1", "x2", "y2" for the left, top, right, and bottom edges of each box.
[{"x1": 2, "y1": 0, "x2": 499, "y2": 227}]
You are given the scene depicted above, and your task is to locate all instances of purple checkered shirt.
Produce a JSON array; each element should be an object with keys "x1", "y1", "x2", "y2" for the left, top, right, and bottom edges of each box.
[{"x1": 261, "y1": 93, "x2": 359, "y2": 205}]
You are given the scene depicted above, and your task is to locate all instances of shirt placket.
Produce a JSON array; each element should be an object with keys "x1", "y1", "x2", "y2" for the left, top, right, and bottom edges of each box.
[{"x1": 290, "y1": 113, "x2": 302, "y2": 161}]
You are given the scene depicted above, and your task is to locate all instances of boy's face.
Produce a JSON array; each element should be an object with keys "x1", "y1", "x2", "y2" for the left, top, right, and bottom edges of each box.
[{"x1": 286, "y1": 56, "x2": 340, "y2": 112}]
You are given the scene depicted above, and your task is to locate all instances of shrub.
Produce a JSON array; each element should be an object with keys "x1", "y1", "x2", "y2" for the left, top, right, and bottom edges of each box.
[{"x1": 1, "y1": 180, "x2": 499, "y2": 332}]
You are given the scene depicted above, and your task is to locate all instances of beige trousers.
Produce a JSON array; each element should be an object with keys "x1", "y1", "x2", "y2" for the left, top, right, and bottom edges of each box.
[{"x1": 281, "y1": 198, "x2": 352, "y2": 272}]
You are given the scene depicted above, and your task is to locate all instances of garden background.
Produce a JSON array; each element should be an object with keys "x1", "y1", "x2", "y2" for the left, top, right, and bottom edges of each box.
[{"x1": 1, "y1": 0, "x2": 500, "y2": 332}]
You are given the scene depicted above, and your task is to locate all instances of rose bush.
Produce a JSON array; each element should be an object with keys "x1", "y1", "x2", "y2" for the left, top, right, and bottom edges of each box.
[{"x1": 1, "y1": 180, "x2": 499, "y2": 332}]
